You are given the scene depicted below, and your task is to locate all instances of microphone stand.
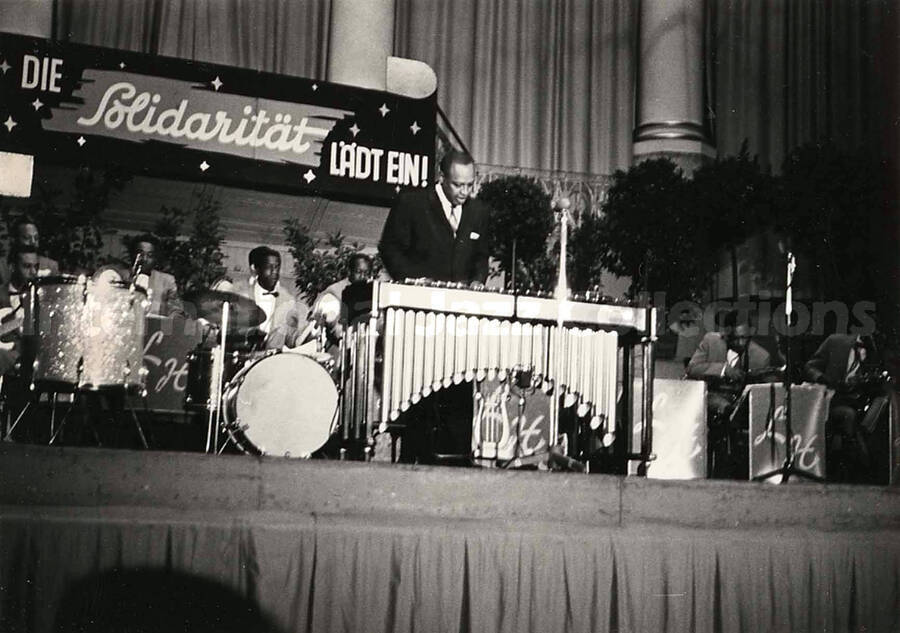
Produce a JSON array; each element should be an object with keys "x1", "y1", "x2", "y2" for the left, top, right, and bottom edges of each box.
[
  {"x1": 550, "y1": 201, "x2": 585, "y2": 470},
  {"x1": 753, "y1": 251, "x2": 823, "y2": 483}
]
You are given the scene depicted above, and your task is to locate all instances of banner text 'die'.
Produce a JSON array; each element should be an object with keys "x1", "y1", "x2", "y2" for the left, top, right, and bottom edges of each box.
[{"x1": 0, "y1": 33, "x2": 436, "y2": 202}]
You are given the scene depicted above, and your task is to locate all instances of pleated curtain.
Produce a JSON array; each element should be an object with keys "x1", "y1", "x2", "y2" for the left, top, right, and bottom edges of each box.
[
  {"x1": 54, "y1": 0, "x2": 331, "y2": 79},
  {"x1": 710, "y1": 0, "x2": 893, "y2": 170},
  {"x1": 393, "y1": 0, "x2": 638, "y2": 176}
]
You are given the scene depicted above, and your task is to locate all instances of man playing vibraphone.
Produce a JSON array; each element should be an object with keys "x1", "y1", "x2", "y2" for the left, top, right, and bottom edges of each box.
[{"x1": 378, "y1": 149, "x2": 491, "y2": 464}]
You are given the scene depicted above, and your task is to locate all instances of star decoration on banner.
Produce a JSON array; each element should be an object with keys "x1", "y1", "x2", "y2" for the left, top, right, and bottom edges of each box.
[
  {"x1": 3, "y1": 116, "x2": 16, "y2": 132},
  {"x1": 0, "y1": 60, "x2": 10, "y2": 75},
  {"x1": 119, "y1": 61, "x2": 126, "y2": 69},
  {"x1": 199, "y1": 161, "x2": 210, "y2": 172},
  {"x1": 311, "y1": 83, "x2": 318, "y2": 91},
  {"x1": 349, "y1": 123, "x2": 360, "y2": 137},
  {"x1": 410, "y1": 121, "x2": 421, "y2": 135},
  {"x1": 379, "y1": 103, "x2": 390, "y2": 117},
  {"x1": 76, "y1": 136, "x2": 86, "y2": 146},
  {"x1": 303, "y1": 169, "x2": 316, "y2": 184},
  {"x1": 211, "y1": 76, "x2": 223, "y2": 91},
  {"x1": 31, "y1": 98, "x2": 43, "y2": 111},
  {"x1": 394, "y1": 185, "x2": 401, "y2": 193}
]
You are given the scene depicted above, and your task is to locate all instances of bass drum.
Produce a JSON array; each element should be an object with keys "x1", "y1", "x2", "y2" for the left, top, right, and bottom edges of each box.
[{"x1": 223, "y1": 351, "x2": 338, "y2": 457}]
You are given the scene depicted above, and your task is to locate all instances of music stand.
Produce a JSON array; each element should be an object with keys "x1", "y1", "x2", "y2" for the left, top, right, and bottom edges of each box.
[{"x1": 752, "y1": 251, "x2": 823, "y2": 483}]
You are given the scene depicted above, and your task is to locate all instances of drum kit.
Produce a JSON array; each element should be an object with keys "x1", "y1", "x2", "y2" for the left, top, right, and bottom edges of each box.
[
  {"x1": 4, "y1": 274, "x2": 341, "y2": 458},
  {"x1": 1, "y1": 273, "x2": 151, "y2": 445},
  {"x1": 180, "y1": 289, "x2": 339, "y2": 458}
]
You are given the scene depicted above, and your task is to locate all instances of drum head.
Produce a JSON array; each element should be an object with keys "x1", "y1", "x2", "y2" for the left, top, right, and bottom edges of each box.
[
  {"x1": 92, "y1": 265, "x2": 124, "y2": 286},
  {"x1": 231, "y1": 352, "x2": 337, "y2": 457}
]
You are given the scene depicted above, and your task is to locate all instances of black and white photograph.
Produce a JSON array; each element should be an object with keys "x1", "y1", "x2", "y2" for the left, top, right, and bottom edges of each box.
[{"x1": 0, "y1": 0, "x2": 898, "y2": 631}]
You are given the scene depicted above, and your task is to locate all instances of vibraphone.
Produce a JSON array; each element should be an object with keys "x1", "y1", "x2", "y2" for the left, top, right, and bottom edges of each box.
[{"x1": 340, "y1": 281, "x2": 657, "y2": 465}]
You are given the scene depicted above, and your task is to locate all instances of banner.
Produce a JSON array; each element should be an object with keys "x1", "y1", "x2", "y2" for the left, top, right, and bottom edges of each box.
[
  {"x1": 472, "y1": 378, "x2": 551, "y2": 463},
  {"x1": 0, "y1": 32, "x2": 436, "y2": 202},
  {"x1": 629, "y1": 379, "x2": 707, "y2": 479},
  {"x1": 748, "y1": 383, "x2": 830, "y2": 482},
  {"x1": 142, "y1": 316, "x2": 202, "y2": 414}
]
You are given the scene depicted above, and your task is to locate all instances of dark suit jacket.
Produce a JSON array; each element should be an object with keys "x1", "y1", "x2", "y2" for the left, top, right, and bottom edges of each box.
[
  {"x1": 804, "y1": 334, "x2": 875, "y2": 386},
  {"x1": 379, "y1": 187, "x2": 490, "y2": 284},
  {"x1": 686, "y1": 332, "x2": 775, "y2": 379}
]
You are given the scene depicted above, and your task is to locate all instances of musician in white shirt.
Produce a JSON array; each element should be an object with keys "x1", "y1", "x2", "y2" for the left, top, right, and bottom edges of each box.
[{"x1": 230, "y1": 246, "x2": 310, "y2": 350}]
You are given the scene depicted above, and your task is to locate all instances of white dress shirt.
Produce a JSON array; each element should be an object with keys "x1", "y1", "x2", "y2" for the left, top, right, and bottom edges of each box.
[
  {"x1": 436, "y1": 184, "x2": 461, "y2": 235},
  {"x1": 6, "y1": 283, "x2": 22, "y2": 312},
  {"x1": 721, "y1": 348, "x2": 741, "y2": 377},
  {"x1": 252, "y1": 277, "x2": 280, "y2": 333},
  {"x1": 846, "y1": 338, "x2": 866, "y2": 380}
]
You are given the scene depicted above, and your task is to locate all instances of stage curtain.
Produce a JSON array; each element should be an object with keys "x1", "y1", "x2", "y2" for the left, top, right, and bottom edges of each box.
[
  {"x1": 2, "y1": 507, "x2": 899, "y2": 633},
  {"x1": 393, "y1": 0, "x2": 637, "y2": 175},
  {"x1": 53, "y1": 0, "x2": 331, "y2": 78},
  {"x1": 710, "y1": 0, "x2": 893, "y2": 170}
]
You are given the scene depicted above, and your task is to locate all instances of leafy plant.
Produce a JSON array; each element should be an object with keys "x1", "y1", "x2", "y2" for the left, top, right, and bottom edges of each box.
[
  {"x1": 576, "y1": 158, "x2": 707, "y2": 302},
  {"x1": 689, "y1": 141, "x2": 775, "y2": 296},
  {"x1": 283, "y1": 219, "x2": 377, "y2": 305},
  {"x1": 152, "y1": 189, "x2": 226, "y2": 294},
  {"x1": 478, "y1": 175, "x2": 556, "y2": 291}
]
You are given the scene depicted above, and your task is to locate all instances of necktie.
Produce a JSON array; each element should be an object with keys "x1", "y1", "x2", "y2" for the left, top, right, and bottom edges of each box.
[
  {"x1": 263, "y1": 291, "x2": 279, "y2": 297},
  {"x1": 449, "y1": 206, "x2": 461, "y2": 233},
  {"x1": 847, "y1": 347, "x2": 861, "y2": 379}
]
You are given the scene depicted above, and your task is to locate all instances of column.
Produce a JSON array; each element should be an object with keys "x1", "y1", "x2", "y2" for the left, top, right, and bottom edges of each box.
[
  {"x1": 0, "y1": 0, "x2": 53, "y2": 37},
  {"x1": 327, "y1": 0, "x2": 395, "y2": 90},
  {"x1": 633, "y1": 0, "x2": 715, "y2": 173}
]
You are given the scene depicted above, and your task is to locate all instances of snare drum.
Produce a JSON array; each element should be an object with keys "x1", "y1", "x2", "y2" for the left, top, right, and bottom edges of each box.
[
  {"x1": 223, "y1": 351, "x2": 338, "y2": 457},
  {"x1": 25, "y1": 275, "x2": 149, "y2": 389},
  {"x1": 184, "y1": 347, "x2": 253, "y2": 410}
]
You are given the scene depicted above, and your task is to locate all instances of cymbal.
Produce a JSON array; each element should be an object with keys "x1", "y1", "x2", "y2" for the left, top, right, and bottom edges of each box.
[{"x1": 182, "y1": 289, "x2": 266, "y2": 329}]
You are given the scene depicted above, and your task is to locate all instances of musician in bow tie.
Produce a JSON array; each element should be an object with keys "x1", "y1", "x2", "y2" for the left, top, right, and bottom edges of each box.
[
  {"x1": 229, "y1": 246, "x2": 310, "y2": 350},
  {"x1": 804, "y1": 333, "x2": 888, "y2": 482}
]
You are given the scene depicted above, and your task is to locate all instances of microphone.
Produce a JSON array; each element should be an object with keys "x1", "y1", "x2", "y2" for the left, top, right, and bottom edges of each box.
[
  {"x1": 131, "y1": 251, "x2": 144, "y2": 276},
  {"x1": 131, "y1": 252, "x2": 149, "y2": 290}
]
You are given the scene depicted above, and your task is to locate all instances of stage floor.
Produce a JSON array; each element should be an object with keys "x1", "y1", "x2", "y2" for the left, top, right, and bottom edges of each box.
[
  {"x1": 2, "y1": 444, "x2": 899, "y2": 633},
  {"x1": 2, "y1": 442, "x2": 898, "y2": 531}
]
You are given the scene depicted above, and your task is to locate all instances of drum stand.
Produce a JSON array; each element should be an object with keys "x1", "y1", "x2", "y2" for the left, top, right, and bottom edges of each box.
[
  {"x1": 44, "y1": 385, "x2": 149, "y2": 449},
  {"x1": 205, "y1": 301, "x2": 230, "y2": 455}
]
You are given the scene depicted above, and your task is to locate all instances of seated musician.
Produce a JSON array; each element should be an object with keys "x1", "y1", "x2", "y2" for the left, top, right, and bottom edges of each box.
[
  {"x1": 804, "y1": 333, "x2": 887, "y2": 482},
  {"x1": 686, "y1": 310, "x2": 780, "y2": 476},
  {"x1": 0, "y1": 246, "x2": 39, "y2": 376},
  {"x1": 0, "y1": 216, "x2": 59, "y2": 286},
  {"x1": 101, "y1": 234, "x2": 184, "y2": 317},
  {"x1": 378, "y1": 150, "x2": 490, "y2": 464},
  {"x1": 229, "y1": 246, "x2": 311, "y2": 350},
  {"x1": 312, "y1": 253, "x2": 373, "y2": 350}
]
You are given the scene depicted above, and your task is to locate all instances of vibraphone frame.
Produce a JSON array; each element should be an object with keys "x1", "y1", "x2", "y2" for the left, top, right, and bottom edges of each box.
[{"x1": 340, "y1": 281, "x2": 657, "y2": 471}]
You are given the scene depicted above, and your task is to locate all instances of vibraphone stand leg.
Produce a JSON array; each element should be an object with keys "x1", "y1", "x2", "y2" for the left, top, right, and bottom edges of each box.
[
  {"x1": 124, "y1": 390, "x2": 149, "y2": 449},
  {"x1": 2, "y1": 392, "x2": 31, "y2": 443},
  {"x1": 49, "y1": 390, "x2": 88, "y2": 445}
]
